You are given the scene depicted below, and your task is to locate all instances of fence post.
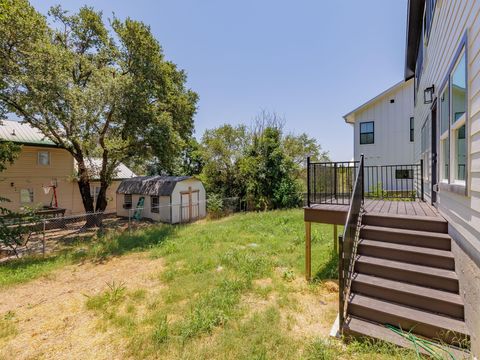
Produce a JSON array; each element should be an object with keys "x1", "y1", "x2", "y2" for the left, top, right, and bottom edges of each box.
[
  {"x1": 338, "y1": 234, "x2": 344, "y2": 333},
  {"x1": 42, "y1": 220, "x2": 46, "y2": 257},
  {"x1": 307, "y1": 156, "x2": 311, "y2": 207},
  {"x1": 420, "y1": 159, "x2": 425, "y2": 201},
  {"x1": 360, "y1": 154, "x2": 365, "y2": 203},
  {"x1": 333, "y1": 162, "x2": 337, "y2": 200}
]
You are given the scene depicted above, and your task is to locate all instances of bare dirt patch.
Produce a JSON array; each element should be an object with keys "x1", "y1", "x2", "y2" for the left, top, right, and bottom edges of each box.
[{"x1": 0, "y1": 253, "x2": 164, "y2": 360}]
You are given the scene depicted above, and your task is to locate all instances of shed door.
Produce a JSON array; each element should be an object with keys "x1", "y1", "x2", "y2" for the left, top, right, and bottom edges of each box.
[{"x1": 180, "y1": 188, "x2": 200, "y2": 223}]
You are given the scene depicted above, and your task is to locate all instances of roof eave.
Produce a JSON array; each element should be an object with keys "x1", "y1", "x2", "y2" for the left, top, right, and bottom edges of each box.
[{"x1": 404, "y1": 0, "x2": 425, "y2": 80}]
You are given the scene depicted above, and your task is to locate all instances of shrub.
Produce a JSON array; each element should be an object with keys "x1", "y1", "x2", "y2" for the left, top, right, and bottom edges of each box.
[{"x1": 207, "y1": 194, "x2": 224, "y2": 219}]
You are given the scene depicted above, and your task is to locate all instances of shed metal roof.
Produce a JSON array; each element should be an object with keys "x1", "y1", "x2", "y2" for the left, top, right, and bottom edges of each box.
[
  {"x1": 117, "y1": 176, "x2": 193, "y2": 196},
  {"x1": 0, "y1": 120, "x2": 56, "y2": 146}
]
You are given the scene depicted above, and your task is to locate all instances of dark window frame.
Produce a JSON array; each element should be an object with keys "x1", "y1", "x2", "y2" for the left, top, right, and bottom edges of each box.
[
  {"x1": 123, "y1": 194, "x2": 132, "y2": 209},
  {"x1": 151, "y1": 196, "x2": 159, "y2": 213},
  {"x1": 395, "y1": 169, "x2": 414, "y2": 180},
  {"x1": 360, "y1": 121, "x2": 374, "y2": 145},
  {"x1": 410, "y1": 117, "x2": 414, "y2": 142}
]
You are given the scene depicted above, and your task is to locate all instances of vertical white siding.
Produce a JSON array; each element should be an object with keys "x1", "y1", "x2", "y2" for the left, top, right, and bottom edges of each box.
[
  {"x1": 413, "y1": 1, "x2": 480, "y2": 353},
  {"x1": 353, "y1": 80, "x2": 415, "y2": 166}
]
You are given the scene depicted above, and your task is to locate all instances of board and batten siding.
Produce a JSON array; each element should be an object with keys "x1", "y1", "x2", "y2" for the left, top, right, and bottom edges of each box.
[
  {"x1": 413, "y1": 1, "x2": 480, "y2": 354},
  {"x1": 353, "y1": 80, "x2": 415, "y2": 166}
]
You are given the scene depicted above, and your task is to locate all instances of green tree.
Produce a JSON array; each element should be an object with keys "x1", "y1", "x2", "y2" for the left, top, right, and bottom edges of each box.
[
  {"x1": 0, "y1": 1, "x2": 197, "y2": 221},
  {"x1": 240, "y1": 115, "x2": 302, "y2": 210},
  {"x1": 199, "y1": 124, "x2": 249, "y2": 197}
]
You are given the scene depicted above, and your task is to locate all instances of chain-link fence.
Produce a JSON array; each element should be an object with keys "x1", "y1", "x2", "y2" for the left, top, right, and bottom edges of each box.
[{"x1": 1, "y1": 194, "x2": 304, "y2": 262}]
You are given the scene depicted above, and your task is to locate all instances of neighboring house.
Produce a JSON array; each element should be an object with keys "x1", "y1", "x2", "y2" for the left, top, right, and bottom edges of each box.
[
  {"x1": 343, "y1": 79, "x2": 415, "y2": 166},
  {"x1": 343, "y1": 79, "x2": 416, "y2": 194},
  {"x1": 405, "y1": 0, "x2": 480, "y2": 355},
  {"x1": 0, "y1": 120, "x2": 136, "y2": 214},
  {"x1": 116, "y1": 176, "x2": 206, "y2": 224}
]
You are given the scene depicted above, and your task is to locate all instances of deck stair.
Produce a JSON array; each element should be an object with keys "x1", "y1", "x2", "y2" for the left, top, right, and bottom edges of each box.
[{"x1": 343, "y1": 212, "x2": 471, "y2": 357}]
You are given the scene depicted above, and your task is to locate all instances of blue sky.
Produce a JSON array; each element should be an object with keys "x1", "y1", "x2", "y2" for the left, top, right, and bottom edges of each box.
[{"x1": 30, "y1": 0, "x2": 407, "y2": 161}]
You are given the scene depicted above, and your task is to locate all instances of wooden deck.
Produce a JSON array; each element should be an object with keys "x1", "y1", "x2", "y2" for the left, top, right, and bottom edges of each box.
[{"x1": 304, "y1": 199, "x2": 440, "y2": 224}]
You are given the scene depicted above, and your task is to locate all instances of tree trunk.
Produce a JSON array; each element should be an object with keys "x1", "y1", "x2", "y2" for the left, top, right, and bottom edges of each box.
[{"x1": 76, "y1": 161, "x2": 99, "y2": 228}]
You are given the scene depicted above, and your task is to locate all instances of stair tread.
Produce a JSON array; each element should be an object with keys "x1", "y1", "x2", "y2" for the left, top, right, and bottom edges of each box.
[
  {"x1": 349, "y1": 294, "x2": 469, "y2": 335},
  {"x1": 352, "y1": 273, "x2": 463, "y2": 306},
  {"x1": 359, "y1": 239, "x2": 454, "y2": 258},
  {"x1": 364, "y1": 212, "x2": 447, "y2": 223},
  {"x1": 356, "y1": 255, "x2": 458, "y2": 280},
  {"x1": 345, "y1": 316, "x2": 470, "y2": 359},
  {"x1": 362, "y1": 225, "x2": 451, "y2": 239}
]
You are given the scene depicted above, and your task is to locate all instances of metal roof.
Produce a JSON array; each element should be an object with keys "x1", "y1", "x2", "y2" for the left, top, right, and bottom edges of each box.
[
  {"x1": 86, "y1": 158, "x2": 137, "y2": 180},
  {"x1": 0, "y1": 120, "x2": 56, "y2": 146},
  {"x1": 117, "y1": 176, "x2": 193, "y2": 196}
]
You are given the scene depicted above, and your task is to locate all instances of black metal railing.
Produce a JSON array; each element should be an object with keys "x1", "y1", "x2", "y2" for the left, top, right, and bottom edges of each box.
[
  {"x1": 307, "y1": 158, "x2": 424, "y2": 205},
  {"x1": 338, "y1": 154, "x2": 364, "y2": 332}
]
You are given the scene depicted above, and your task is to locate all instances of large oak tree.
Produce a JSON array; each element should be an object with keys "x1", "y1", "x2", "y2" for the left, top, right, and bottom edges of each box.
[{"x1": 0, "y1": 1, "x2": 198, "y2": 221}]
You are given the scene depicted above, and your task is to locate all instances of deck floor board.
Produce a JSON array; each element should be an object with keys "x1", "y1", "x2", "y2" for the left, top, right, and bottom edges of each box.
[{"x1": 306, "y1": 199, "x2": 441, "y2": 224}]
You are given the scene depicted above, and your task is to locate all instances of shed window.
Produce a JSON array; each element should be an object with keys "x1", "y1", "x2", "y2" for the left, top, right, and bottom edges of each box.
[
  {"x1": 20, "y1": 189, "x2": 34, "y2": 203},
  {"x1": 151, "y1": 196, "x2": 159, "y2": 213},
  {"x1": 38, "y1": 151, "x2": 50, "y2": 166},
  {"x1": 360, "y1": 122, "x2": 374, "y2": 145},
  {"x1": 123, "y1": 194, "x2": 132, "y2": 209}
]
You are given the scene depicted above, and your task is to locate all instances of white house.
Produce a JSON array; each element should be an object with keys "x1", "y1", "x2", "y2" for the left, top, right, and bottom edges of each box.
[
  {"x1": 343, "y1": 79, "x2": 415, "y2": 166},
  {"x1": 342, "y1": 80, "x2": 418, "y2": 195},
  {"x1": 116, "y1": 176, "x2": 206, "y2": 224},
  {"x1": 406, "y1": 0, "x2": 480, "y2": 354}
]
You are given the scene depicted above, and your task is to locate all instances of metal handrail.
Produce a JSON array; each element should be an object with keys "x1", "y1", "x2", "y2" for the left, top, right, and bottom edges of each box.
[
  {"x1": 307, "y1": 158, "x2": 425, "y2": 205},
  {"x1": 338, "y1": 154, "x2": 364, "y2": 332}
]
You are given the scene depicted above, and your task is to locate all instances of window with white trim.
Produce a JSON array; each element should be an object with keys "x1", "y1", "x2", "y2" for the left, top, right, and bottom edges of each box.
[
  {"x1": 439, "y1": 49, "x2": 467, "y2": 186},
  {"x1": 38, "y1": 151, "x2": 50, "y2": 166},
  {"x1": 451, "y1": 51, "x2": 467, "y2": 182},
  {"x1": 360, "y1": 121, "x2": 374, "y2": 145},
  {"x1": 20, "y1": 189, "x2": 34, "y2": 203}
]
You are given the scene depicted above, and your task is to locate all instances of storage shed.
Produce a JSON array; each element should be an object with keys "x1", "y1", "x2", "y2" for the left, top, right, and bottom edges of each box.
[{"x1": 116, "y1": 176, "x2": 206, "y2": 223}]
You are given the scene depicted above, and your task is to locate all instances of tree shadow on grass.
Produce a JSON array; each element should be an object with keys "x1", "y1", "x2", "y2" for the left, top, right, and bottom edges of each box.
[
  {"x1": 81, "y1": 224, "x2": 176, "y2": 262},
  {"x1": 312, "y1": 250, "x2": 338, "y2": 282}
]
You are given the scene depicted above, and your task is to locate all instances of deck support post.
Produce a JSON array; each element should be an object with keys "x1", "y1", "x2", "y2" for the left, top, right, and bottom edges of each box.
[
  {"x1": 333, "y1": 224, "x2": 338, "y2": 253},
  {"x1": 305, "y1": 221, "x2": 312, "y2": 281}
]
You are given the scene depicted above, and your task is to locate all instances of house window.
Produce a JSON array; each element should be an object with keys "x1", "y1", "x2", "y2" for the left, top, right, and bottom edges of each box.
[
  {"x1": 421, "y1": 118, "x2": 431, "y2": 181},
  {"x1": 439, "y1": 49, "x2": 467, "y2": 186},
  {"x1": 20, "y1": 189, "x2": 34, "y2": 203},
  {"x1": 123, "y1": 194, "x2": 132, "y2": 209},
  {"x1": 151, "y1": 196, "x2": 159, "y2": 213},
  {"x1": 440, "y1": 85, "x2": 450, "y2": 181},
  {"x1": 409, "y1": 117, "x2": 414, "y2": 142},
  {"x1": 38, "y1": 151, "x2": 50, "y2": 166},
  {"x1": 360, "y1": 121, "x2": 374, "y2": 144},
  {"x1": 395, "y1": 169, "x2": 414, "y2": 179}
]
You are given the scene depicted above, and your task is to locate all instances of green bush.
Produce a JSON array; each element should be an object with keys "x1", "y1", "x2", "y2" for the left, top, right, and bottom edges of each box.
[{"x1": 207, "y1": 194, "x2": 224, "y2": 219}]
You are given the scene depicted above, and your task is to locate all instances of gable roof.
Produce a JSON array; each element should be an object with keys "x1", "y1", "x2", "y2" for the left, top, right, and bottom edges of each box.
[
  {"x1": 117, "y1": 176, "x2": 193, "y2": 196},
  {"x1": 343, "y1": 80, "x2": 411, "y2": 124},
  {"x1": 1, "y1": 120, "x2": 136, "y2": 180},
  {"x1": 0, "y1": 120, "x2": 56, "y2": 147}
]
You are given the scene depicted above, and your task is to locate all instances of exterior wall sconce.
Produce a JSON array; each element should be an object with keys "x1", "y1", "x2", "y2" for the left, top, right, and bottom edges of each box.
[{"x1": 424, "y1": 85, "x2": 435, "y2": 104}]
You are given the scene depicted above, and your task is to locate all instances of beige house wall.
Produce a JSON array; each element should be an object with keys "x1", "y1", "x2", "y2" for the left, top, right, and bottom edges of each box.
[{"x1": 0, "y1": 145, "x2": 121, "y2": 214}]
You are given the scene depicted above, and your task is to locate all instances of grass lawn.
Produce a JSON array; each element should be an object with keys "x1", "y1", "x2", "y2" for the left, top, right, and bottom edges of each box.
[{"x1": 0, "y1": 209, "x2": 419, "y2": 359}]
